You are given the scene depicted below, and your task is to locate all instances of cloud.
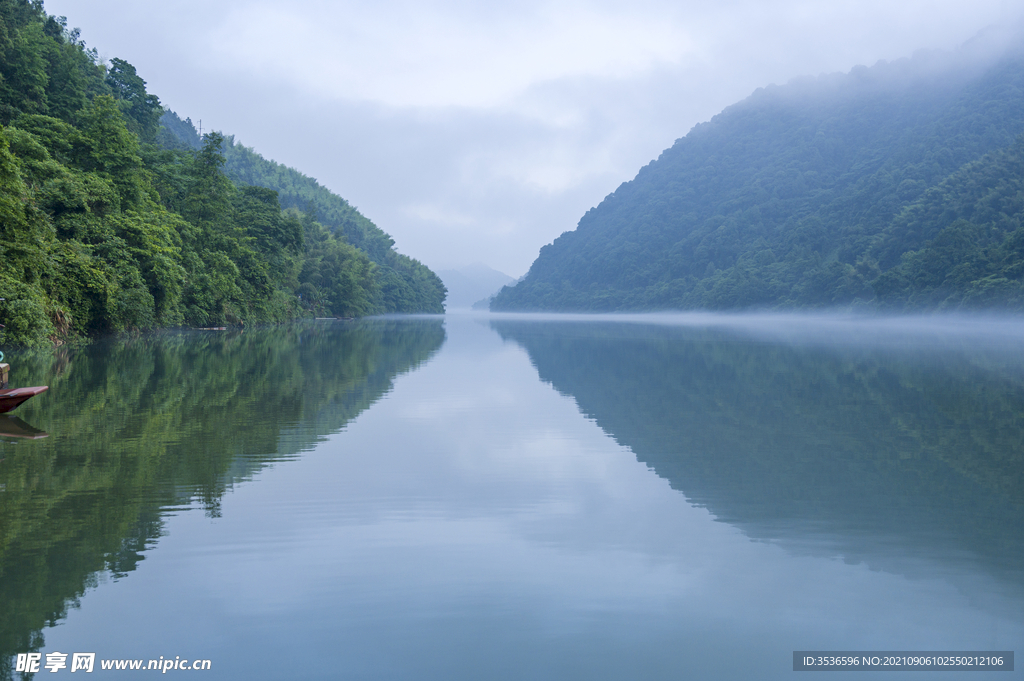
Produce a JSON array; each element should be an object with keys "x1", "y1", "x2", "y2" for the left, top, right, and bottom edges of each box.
[{"x1": 208, "y1": 0, "x2": 696, "y2": 109}]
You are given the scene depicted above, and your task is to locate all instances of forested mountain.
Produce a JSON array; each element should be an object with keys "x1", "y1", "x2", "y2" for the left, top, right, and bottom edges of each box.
[
  {"x1": 492, "y1": 37, "x2": 1024, "y2": 312},
  {"x1": 159, "y1": 111, "x2": 446, "y2": 314},
  {"x1": 0, "y1": 0, "x2": 444, "y2": 347}
]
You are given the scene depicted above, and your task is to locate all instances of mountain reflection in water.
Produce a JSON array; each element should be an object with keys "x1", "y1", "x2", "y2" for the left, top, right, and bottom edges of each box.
[
  {"x1": 491, "y1": 315, "x2": 1024, "y2": 589},
  {"x1": 3, "y1": 313, "x2": 1023, "y2": 681},
  {"x1": 0, "y1": 319, "x2": 445, "y2": 673}
]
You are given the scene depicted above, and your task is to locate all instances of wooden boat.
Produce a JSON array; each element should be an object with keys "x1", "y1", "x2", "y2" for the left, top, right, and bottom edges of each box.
[
  {"x1": 0, "y1": 386, "x2": 48, "y2": 413},
  {"x1": 0, "y1": 362, "x2": 48, "y2": 413}
]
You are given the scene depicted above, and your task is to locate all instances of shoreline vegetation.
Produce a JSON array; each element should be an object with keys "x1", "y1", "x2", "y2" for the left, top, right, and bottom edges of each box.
[{"x1": 0, "y1": 0, "x2": 446, "y2": 348}]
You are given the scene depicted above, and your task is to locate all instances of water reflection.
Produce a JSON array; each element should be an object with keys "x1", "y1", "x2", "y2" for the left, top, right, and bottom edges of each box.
[
  {"x1": 491, "y1": 316, "x2": 1024, "y2": 588},
  {"x1": 9, "y1": 314, "x2": 1022, "y2": 680},
  {"x1": 0, "y1": 319, "x2": 445, "y2": 673},
  {"x1": 0, "y1": 416, "x2": 48, "y2": 440}
]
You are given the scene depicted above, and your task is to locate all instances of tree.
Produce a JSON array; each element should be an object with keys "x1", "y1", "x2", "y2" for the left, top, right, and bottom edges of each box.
[{"x1": 105, "y1": 57, "x2": 162, "y2": 142}]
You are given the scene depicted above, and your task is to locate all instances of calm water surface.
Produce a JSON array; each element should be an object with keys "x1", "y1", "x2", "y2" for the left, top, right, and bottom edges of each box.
[{"x1": 1, "y1": 314, "x2": 1022, "y2": 680}]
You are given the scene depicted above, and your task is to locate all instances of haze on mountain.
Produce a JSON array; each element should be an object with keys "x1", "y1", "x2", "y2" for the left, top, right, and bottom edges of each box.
[
  {"x1": 493, "y1": 26, "x2": 1024, "y2": 312},
  {"x1": 39, "y1": 0, "x2": 1024, "y2": 280},
  {"x1": 436, "y1": 264, "x2": 515, "y2": 310}
]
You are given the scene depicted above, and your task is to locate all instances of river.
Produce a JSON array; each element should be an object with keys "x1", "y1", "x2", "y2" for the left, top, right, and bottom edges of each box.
[{"x1": 1, "y1": 313, "x2": 1021, "y2": 679}]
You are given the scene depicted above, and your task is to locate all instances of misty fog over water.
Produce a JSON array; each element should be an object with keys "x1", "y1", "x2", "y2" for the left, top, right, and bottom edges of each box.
[{"x1": 3, "y1": 313, "x2": 1021, "y2": 679}]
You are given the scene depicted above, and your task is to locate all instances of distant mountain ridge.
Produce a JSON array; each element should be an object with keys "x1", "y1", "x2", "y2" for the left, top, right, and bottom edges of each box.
[
  {"x1": 492, "y1": 35, "x2": 1024, "y2": 312},
  {"x1": 436, "y1": 264, "x2": 515, "y2": 309}
]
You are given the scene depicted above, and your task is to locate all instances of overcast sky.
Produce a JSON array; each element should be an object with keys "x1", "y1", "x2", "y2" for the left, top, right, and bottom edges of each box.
[{"x1": 43, "y1": 0, "x2": 1024, "y2": 277}]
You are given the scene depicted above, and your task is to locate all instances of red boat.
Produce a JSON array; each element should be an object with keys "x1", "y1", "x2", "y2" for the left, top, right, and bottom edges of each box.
[
  {"x1": 0, "y1": 385, "x2": 49, "y2": 413},
  {"x1": 0, "y1": 362, "x2": 48, "y2": 413}
]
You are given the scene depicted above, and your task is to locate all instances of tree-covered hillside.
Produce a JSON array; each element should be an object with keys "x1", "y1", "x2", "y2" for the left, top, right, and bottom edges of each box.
[
  {"x1": 159, "y1": 111, "x2": 446, "y2": 314},
  {"x1": 492, "y1": 41, "x2": 1024, "y2": 312},
  {"x1": 0, "y1": 0, "x2": 444, "y2": 347}
]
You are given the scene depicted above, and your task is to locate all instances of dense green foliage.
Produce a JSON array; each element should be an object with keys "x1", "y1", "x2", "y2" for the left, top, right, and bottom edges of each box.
[
  {"x1": 492, "y1": 47, "x2": 1024, "y2": 311},
  {"x1": 0, "y1": 1, "x2": 443, "y2": 346},
  {"x1": 0, "y1": 319, "x2": 446, "y2": 676},
  {"x1": 872, "y1": 137, "x2": 1024, "y2": 308},
  {"x1": 494, "y1": 319, "x2": 1024, "y2": 581},
  {"x1": 160, "y1": 110, "x2": 447, "y2": 314}
]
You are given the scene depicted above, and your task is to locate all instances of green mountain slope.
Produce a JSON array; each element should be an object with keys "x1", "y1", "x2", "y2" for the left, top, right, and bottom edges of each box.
[
  {"x1": 871, "y1": 136, "x2": 1024, "y2": 308},
  {"x1": 492, "y1": 40, "x2": 1024, "y2": 312},
  {"x1": 0, "y1": 1, "x2": 444, "y2": 348},
  {"x1": 159, "y1": 111, "x2": 446, "y2": 314}
]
